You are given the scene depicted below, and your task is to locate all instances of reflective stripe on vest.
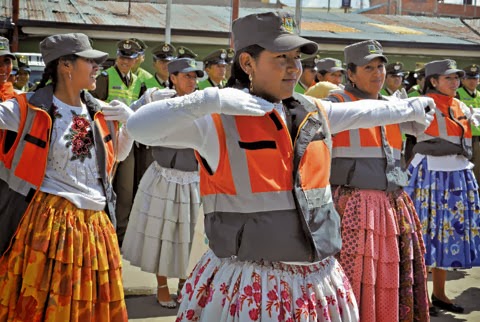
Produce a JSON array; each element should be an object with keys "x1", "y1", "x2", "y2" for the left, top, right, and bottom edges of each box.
[
  {"x1": 6, "y1": 101, "x2": 117, "y2": 197},
  {"x1": 417, "y1": 94, "x2": 472, "y2": 149},
  {"x1": 0, "y1": 93, "x2": 27, "y2": 168},
  {"x1": 106, "y1": 67, "x2": 141, "y2": 105},
  {"x1": 330, "y1": 92, "x2": 403, "y2": 160}
]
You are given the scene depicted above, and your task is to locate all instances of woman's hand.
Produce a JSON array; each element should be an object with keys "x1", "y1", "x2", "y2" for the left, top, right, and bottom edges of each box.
[
  {"x1": 102, "y1": 100, "x2": 134, "y2": 123},
  {"x1": 405, "y1": 97, "x2": 436, "y2": 127},
  {"x1": 218, "y1": 88, "x2": 274, "y2": 116}
]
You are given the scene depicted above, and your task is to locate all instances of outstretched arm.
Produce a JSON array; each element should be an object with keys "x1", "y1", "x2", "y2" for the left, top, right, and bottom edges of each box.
[
  {"x1": 323, "y1": 97, "x2": 435, "y2": 134},
  {"x1": 126, "y1": 87, "x2": 272, "y2": 148},
  {"x1": 0, "y1": 99, "x2": 21, "y2": 131}
]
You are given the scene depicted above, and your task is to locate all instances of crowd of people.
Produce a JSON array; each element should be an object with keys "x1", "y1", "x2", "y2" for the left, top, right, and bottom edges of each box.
[{"x1": 0, "y1": 10, "x2": 479, "y2": 322}]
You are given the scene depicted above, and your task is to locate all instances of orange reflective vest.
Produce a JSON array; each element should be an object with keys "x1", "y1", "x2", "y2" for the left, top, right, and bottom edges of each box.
[
  {"x1": 413, "y1": 93, "x2": 472, "y2": 158},
  {"x1": 329, "y1": 90, "x2": 407, "y2": 191},
  {"x1": 0, "y1": 83, "x2": 21, "y2": 166},
  {"x1": 196, "y1": 93, "x2": 341, "y2": 262},
  {"x1": 0, "y1": 86, "x2": 119, "y2": 255}
]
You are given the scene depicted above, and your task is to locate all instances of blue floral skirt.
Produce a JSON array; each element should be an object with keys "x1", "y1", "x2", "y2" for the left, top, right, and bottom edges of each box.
[{"x1": 405, "y1": 157, "x2": 480, "y2": 268}]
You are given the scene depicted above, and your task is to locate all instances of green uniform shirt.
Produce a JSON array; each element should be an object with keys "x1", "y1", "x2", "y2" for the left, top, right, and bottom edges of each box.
[
  {"x1": 457, "y1": 87, "x2": 480, "y2": 136},
  {"x1": 198, "y1": 78, "x2": 225, "y2": 90},
  {"x1": 134, "y1": 67, "x2": 153, "y2": 85},
  {"x1": 105, "y1": 67, "x2": 142, "y2": 105},
  {"x1": 294, "y1": 82, "x2": 306, "y2": 94},
  {"x1": 144, "y1": 75, "x2": 166, "y2": 89}
]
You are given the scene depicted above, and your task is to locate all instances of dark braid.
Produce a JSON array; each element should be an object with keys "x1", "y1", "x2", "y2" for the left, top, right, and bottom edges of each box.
[
  {"x1": 35, "y1": 54, "x2": 79, "y2": 91},
  {"x1": 423, "y1": 75, "x2": 438, "y2": 94},
  {"x1": 168, "y1": 72, "x2": 179, "y2": 89},
  {"x1": 226, "y1": 45, "x2": 264, "y2": 89}
]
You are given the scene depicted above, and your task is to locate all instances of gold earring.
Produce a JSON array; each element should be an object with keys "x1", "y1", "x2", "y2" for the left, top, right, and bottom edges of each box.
[
  {"x1": 68, "y1": 72, "x2": 72, "y2": 81},
  {"x1": 249, "y1": 73, "x2": 253, "y2": 93}
]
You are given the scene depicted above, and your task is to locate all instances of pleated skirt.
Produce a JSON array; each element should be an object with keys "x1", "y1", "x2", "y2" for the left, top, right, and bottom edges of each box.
[
  {"x1": 333, "y1": 187, "x2": 429, "y2": 322},
  {"x1": 0, "y1": 191, "x2": 127, "y2": 322},
  {"x1": 176, "y1": 250, "x2": 359, "y2": 322},
  {"x1": 121, "y1": 162, "x2": 201, "y2": 278},
  {"x1": 405, "y1": 157, "x2": 480, "y2": 269}
]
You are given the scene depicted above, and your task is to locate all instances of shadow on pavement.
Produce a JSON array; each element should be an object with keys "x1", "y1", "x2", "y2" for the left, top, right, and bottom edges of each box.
[
  {"x1": 427, "y1": 269, "x2": 468, "y2": 282},
  {"x1": 431, "y1": 287, "x2": 480, "y2": 321},
  {"x1": 126, "y1": 294, "x2": 179, "y2": 319}
]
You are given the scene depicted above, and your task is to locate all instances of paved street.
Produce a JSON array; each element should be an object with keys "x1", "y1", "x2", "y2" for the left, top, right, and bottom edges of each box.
[{"x1": 123, "y1": 258, "x2": 480, "y2": 321}]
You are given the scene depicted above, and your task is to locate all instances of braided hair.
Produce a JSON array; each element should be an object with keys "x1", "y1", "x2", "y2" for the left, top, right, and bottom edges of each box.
[{"x1": 35, "y1": 54, "x2": 78, "y2": 91}]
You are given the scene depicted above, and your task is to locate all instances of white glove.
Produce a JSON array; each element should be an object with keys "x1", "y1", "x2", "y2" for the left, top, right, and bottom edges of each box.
[
  {"x1": 144, "y1": 87, "x2": 177, "y2": 104},
  {"x1": 102, "y1": 100, "x2": 134, "y2": 123},
  {"x1": 405, "y1": 97, "x2": 436, "y2": 128},
  {"x1": 217, "y1": 88, "x2": 274, "y2": 116}
]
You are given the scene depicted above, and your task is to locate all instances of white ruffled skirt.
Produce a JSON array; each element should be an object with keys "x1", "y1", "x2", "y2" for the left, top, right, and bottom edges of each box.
[{"x1": 122, "y1": 162, "x2": 201, "y2": 278}]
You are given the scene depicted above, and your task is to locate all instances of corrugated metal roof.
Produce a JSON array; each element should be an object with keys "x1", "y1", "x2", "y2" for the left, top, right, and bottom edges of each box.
[{"x1": 1, "y1": 1, "x2": 479, "y2": 48}]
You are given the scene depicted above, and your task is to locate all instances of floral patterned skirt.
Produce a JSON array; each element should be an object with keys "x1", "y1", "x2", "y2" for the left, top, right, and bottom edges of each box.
[
  {"x1": 0, "y1": 192, "x2": 128, "y2": 322},
  {"x1": 333, "y1": 187, "x2": 429, "y2": 322},
  {"x1": 176, "y1": 250, "x2": 359, "y2": 322},
  {"x1": 405, "y1": 157, "x2": 480, "y2": 269}
]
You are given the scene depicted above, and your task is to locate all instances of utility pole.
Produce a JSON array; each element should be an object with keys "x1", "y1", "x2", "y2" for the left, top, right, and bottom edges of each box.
[
  {"x1": 295, "y1": 0, "x2": 302, "y2": 33},
  {"x1": 166, "y1": 0, "x2": 172, "y2": 44},
  {"x1": 12, "y1": 0, "x2": 19, "y2": 51},
  {"x1": 231, "y1": 0, "x2": 239, "y2": 47}
]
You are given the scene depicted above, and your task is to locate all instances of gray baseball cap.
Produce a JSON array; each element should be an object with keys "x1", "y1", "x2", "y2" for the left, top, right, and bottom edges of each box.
[
  {"x1": 232, "y1": 12, "x2": 318, "y2": 55},
  {"x1": 40, "y1": 33, "x2": 108, "y2": 65},
  {"x1": 425, "y1": 59, "x2": 465, "y2": 78},
  {"x1": 168, "y1": 58, "x2": 204, "y2": 78},
  {"x1": 0, "y1": 37, "x2": 15, "y2": 60},
  {"x1": 344, "y1": 40, "x2": 388, "y2": 66},
  {"x1": 316, "y1": 58, "x2": 345, "y2": 73}
]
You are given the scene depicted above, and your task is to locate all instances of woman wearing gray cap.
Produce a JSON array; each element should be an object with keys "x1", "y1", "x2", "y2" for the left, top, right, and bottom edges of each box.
[
  {"x1": 405, "y1": 59, "x2": 480, "y2": 315},
  {"x1": 325, "y1": 40, "x2": 429, "y2": 321},
  {"x1": 126, "y1": 12, "x2": 435, "y2": 321},
  {"x1": 122, "y1": 58, "x2": 204, "y2": 309},
  {"x1": 0, "y1": 33, "x2": 133, "y2": 321},
  {"x1": 0, "y1": 37, "x2": 17, "y2": 102}
]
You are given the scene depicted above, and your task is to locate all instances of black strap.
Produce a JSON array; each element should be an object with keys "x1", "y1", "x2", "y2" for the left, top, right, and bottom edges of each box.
[
  {"x1": 269, "y1": 113, "x2": 283, "y2": 130},
  {"x1": 103, "y1": 134, "x2": 112, "y2": 143},
  {"x1": 26, "y1": 188, "x2": 36, "y2": 203},
  {"x1": 24, "y1": 133, "x2": 47, "y2": 148},
  {"x1": 238, "y1": 140, "x2": 277, "y2": 150}
]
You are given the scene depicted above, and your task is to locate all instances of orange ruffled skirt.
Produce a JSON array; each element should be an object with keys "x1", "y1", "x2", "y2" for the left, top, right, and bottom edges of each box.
[{"x1": 0, "y1": 192, "x2": 128, "y2": 322}]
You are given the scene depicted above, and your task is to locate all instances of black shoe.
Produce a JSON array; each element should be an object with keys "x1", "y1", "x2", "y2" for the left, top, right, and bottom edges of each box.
[
  {"x1": 429, "y1": 306, "x2": 439, "y2": 317},
  {"x1": 431, "y1": 294, "x2": 464, "y2": 313}
]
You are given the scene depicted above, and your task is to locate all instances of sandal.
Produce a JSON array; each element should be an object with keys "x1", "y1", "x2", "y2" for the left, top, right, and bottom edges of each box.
[
  {"x1": 177, "y1": 280, "x2": 186, "y2": 298},
  {"x1": 157, "y1": 284, "x2": 177, "y2": 308}
]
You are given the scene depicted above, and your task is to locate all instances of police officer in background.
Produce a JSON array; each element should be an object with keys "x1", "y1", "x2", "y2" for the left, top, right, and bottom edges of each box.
[
  {"x1": 198, "y1": 49, "x2": 228, "y2": 89},
  {"x1": 381, "y1": 61, "x2": 408, "y2": 98},
  {"x1": 407, "y1": 63, "x2": 426, "y2": 97},
  {"x1": 91, "y1": 39, "x2": 145, "y2": 105},
  {"x1": 144, "y1": 43, "x2": 176, "y2": 89},
  {"x1": 13, "y1": 54, "x2": 32, "y2": 92},
  {"x1": 130, "y1": 38, "x2": 153, "y2": 84},
  {"x1": 91, "y1": 39, "x2": 145, "y2": 248},
  {"x1": 295, "y1": 53, "x2": 320, "y2": 94},
  {"x1": 457, "y1": 64, "x2": 480, "y2": 180},
  {"x1": 176, "y1": 46, "x2": 197, "y2": 59},
  {"x1": 316, "y1": 57, "x2": 345, "y2": 87}
]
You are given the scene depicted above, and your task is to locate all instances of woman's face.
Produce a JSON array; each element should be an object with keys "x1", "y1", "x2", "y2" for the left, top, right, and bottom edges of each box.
[
  {"x1": 347, "y1": 57, "x2": 385, "y2": 99},
  {"x1": 431, "y1": 74, "x2": 460, "y2": 97},
  {"x1": 171, "y1": 71, "x2": 198, "y2": 96},
  {"x1": 247, "y1": 48, "x2": 302, "y2": 102},
  {"x1": 0, "y1": 56, "x2": 13, "y2": 84},
  {"x1": 71, "y1": 57, "x2": 100, "y2": 91},
  {"x1": 324, "y1": 71, "x2": 344, "y2": 86}
]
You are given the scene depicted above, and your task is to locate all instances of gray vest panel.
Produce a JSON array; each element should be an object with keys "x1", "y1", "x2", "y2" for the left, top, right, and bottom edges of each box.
[
  {"x1": 331, "y1": 157, "x2": 405, "y2": 191},
  {"x1": 151, "y1": 146, "x2": 197, "y2": 171}
]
